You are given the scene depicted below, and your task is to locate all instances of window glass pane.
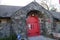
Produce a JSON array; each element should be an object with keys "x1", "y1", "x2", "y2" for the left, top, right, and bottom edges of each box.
[{"x1": 1, "y1": 19, "x2": 7, "y2": 23}]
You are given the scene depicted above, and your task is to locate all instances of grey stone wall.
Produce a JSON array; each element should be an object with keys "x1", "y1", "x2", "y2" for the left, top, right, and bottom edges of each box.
[
  {"x1": 11, "y1": 2, "x2": 54, "y2": 39},
  {"x1": 0, "y1": 23, "x2": 10, "y2": 37}
]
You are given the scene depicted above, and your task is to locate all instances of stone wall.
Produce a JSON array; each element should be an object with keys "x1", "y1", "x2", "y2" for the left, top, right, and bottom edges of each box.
[
  {"x1": 11, "y1": 2, "x2": 54, "y2": 39},
  {"x1": 0, "y1": 23, "x2": 10, "y2": 37}
]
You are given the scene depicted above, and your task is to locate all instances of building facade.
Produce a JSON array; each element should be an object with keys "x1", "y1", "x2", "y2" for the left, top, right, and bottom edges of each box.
[{"x1": 0, "y1": 2, "x2": 60, "y2": 39}]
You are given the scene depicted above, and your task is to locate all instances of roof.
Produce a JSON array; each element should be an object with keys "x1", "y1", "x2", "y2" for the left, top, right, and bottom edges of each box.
[
  {"x1": 15, "y1": 2, "x2": 52, "y2": 17},
  {"x1": 24, "y1": 2, "x2": 45, "y2": 11},
  {"x1": 0, "y1": 2, "x2": 60, "y2": 20},
  {"x1": 22, "y1": 2, "x2": 60, "y2": 20},
  {"x1": 50, "y1": 11, "x2": 60, "y2": 20},
  {"x1": 0, "y1": 5, "x2": 22, "y2": 17},
  {"x1": 12, "y1": 2, "x2": 60, "y2": 20}
]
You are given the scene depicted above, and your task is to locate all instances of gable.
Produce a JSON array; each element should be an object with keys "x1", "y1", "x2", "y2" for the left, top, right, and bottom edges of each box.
[{"x1": 12, "y1": 2, "x2": 52, "y2": 18}]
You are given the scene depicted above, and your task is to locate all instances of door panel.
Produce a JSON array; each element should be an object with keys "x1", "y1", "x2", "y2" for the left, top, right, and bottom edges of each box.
[{"x1": 26, "y1": 16, "x2": 40, "y2": 37}]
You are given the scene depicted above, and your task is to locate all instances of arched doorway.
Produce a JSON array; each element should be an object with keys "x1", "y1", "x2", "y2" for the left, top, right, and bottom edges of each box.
[{"x1": 26, "y1": 10, "x2": 45, "y2": 37}]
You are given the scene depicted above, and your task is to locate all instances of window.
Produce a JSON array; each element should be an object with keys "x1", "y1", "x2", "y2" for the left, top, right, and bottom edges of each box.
[
  {"x1": 0, "y1": 19, "x2": 7, "y2": 23},
  {"x1": 0, "y1": 17, "x2": 11, "y2": 29},
  {"x1": 0, "y1": 17, "x2": 10, "y2": 23}
]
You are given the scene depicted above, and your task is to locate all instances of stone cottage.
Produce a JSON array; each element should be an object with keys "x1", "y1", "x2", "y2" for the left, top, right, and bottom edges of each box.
[{"x1": 0, "y1": 1, "x2": 60, "y2": 39}]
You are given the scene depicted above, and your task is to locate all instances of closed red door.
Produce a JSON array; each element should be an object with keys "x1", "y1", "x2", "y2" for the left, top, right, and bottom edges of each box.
[{"x1": 26, "y1": 15, "x2": 40, "y2": 37}]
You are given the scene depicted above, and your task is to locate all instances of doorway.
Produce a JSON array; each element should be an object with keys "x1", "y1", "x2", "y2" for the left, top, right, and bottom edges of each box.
[{"x1": 26, "y1": 10, "x2": 44, "y2": 37}]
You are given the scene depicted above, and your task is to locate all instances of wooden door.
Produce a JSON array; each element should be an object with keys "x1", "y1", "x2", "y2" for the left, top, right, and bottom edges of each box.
[{"x1": 26, "y1": 15, "x2": 40, "y2": 37}]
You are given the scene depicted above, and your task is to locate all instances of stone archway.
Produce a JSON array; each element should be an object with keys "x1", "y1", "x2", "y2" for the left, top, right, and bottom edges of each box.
[{"x1": 26, "y1": 10, "x2": 48, "y2": 36}]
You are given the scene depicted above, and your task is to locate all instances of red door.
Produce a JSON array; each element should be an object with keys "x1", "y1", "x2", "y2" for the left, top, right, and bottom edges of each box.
[{"x1": 26, "y1": 15, "x2": 40, "y2": 37}]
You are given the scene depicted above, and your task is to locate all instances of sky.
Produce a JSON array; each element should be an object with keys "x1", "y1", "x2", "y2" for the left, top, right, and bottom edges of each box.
[
  {"x1": 0, "y1": 0, "x2": 60, "y2": 11},
  {"x1": 0, "y1": 0, "x2": 60, "y2": 12},
  {"x1": 0, "y1": 0, "x2": 59, "y2": 6},
  {"x1": 0, "y1": 0, "x2": 34, "y2": 6}
]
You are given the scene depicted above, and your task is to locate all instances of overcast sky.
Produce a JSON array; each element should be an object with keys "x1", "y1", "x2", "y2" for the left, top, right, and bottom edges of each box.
[
  {"x1": 0, "y1": 0, "x2": 59, "y2": 6},
  {"x1": 0, "y1": 0, "x2": 60, "y2": 12},
  {"x1": 0, "y1": 0, "x2": 34, "y2": 6}
]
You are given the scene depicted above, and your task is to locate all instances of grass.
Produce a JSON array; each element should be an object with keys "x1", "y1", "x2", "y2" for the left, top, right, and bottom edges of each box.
[{"x1": 0, "y1": 33, "x2": 17, "y2": 40}]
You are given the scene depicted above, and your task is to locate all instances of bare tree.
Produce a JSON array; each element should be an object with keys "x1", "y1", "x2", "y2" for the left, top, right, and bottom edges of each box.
[
  {"x1": 51, "y1": 6, "x2": 57, "y2": 11},
  {"x1": 40, "y1": 0, "x2": 49, "y2": 10}
]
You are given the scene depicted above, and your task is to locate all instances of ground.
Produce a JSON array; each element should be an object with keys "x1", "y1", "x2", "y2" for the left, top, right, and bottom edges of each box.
[{"x1": 28, "y1": 35, "x2": 55, "y2": 40}]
